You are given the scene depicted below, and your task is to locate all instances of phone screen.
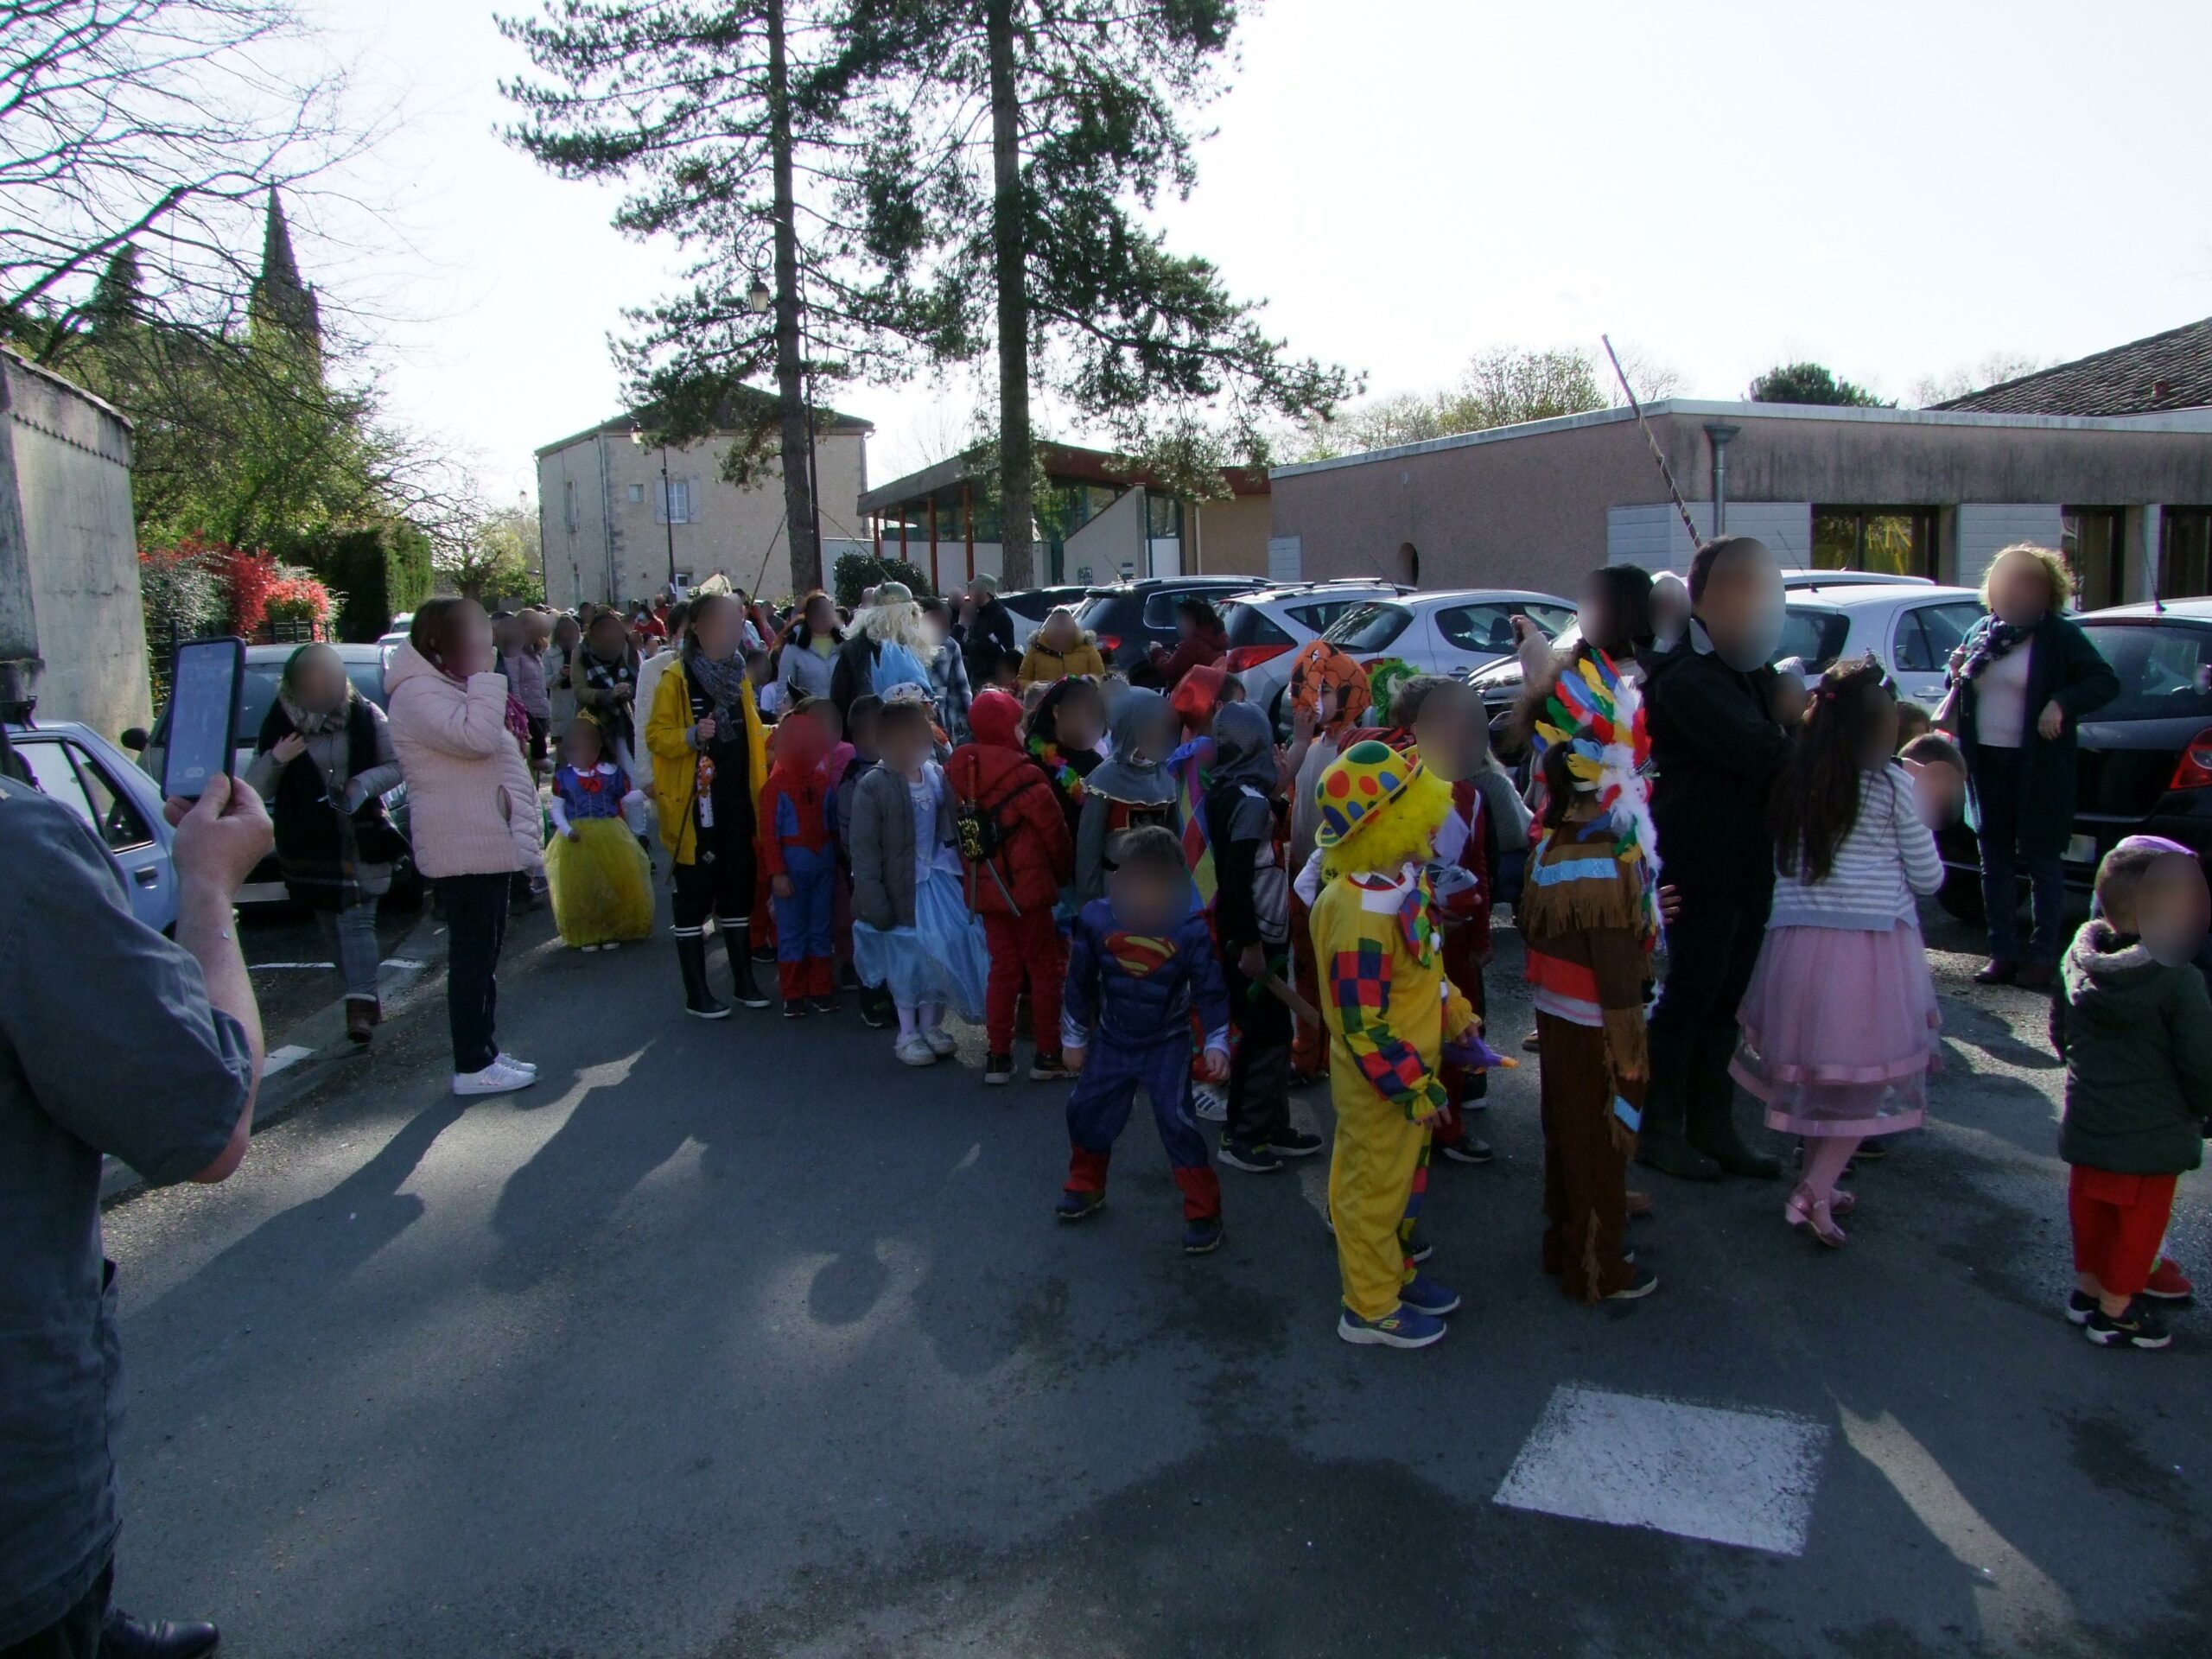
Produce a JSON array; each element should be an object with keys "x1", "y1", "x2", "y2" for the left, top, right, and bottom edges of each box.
[{"x1": 164, "y1": 639, "x2": 244, "y2": 801}]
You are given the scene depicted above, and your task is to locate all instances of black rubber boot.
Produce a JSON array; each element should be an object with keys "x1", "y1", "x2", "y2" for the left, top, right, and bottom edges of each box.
[
  {"x1": 1685, "y1": 1028, "x2": 1781, "y2": 1179},
  {"x1": 678, "y1": 933, "x2": 730, "y2": 1020},
  {"x1": 722, "y1": 919, "x2": 772, "y2": 1009},
  {"x1": 1636, "y1": 1026, "x2": 1721, "y2": 1181}
]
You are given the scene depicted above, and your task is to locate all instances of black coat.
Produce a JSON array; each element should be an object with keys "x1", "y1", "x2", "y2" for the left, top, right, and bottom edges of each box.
[
  {"x1": 830, "y1": 635, "x2": 881, "y2": 722},
  {"x1": 963, "y1": 597, "x2": 1016, "y2": 686},
  {"x1": 1953, "y1": 611, "x2": 2120, "y2": 857},
  {"x1": 1643, "y1": 636, "x2": 1790, "y2": 899}
]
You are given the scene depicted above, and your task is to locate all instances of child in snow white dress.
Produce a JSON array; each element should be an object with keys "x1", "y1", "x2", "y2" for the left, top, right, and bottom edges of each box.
[
  {"x1": 545, "y1": 715, "x2": 654, "y2": 950},
  {"x1": 1732, "y1": 657, "x2": 1945, "y2": 1246}
]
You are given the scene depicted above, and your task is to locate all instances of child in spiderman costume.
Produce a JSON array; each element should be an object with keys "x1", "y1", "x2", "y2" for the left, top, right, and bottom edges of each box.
[
  {"x1": 1056, "y1": 825, "x2": 1233, "y2": 1255},
  {"x1": 760, "y1": 713, "x2": 837, "y2": 1018}
]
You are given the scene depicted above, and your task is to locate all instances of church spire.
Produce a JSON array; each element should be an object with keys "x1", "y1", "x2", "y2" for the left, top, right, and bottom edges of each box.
[{"x1": 250, "y1": 186, "x2": 321, "y2": 351}]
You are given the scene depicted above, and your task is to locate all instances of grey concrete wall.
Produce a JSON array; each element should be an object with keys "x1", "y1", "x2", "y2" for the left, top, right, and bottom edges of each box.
[{"x1": 1, "y1": 352, "x2": 148, "y2": 738}]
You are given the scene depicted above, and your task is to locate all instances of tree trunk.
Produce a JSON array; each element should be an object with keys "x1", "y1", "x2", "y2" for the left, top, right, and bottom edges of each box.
[
  {"x1": 766, "y1": 0, "x2": 821, "y2": 597},
  {"x1": 984, "y1": 0, "x2": 1034, "y2": 591}
]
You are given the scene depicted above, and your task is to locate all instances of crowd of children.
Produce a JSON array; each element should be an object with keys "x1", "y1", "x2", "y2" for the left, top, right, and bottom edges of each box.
[{"x1": 522, "y1": 546, "x2": 2207, "y2": 1357}]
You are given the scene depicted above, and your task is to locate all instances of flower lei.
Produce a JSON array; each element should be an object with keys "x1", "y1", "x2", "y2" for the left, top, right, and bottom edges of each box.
[{"x1": 1029, "y1": 735, "x2": 1088, "y2": 804}]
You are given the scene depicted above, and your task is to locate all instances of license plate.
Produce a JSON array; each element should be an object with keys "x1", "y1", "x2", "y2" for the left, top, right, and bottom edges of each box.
[{"x1": 2064, "y1": 833, "x2": 2097, "y2": 865}]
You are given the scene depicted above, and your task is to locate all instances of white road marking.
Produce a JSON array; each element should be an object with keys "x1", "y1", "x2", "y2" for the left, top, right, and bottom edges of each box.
[
  {"x1": 263, "y1": 1045, "x2": 316, "y2": 1077},
  {"x1": 379, "y1": 957, "x2": 428, "y2": 971},
  {"x1": 1494, "y1": 1384, "x2": 1828, "y2": 1555},
  {"x1": 249, "y1": 961, "x2": 334, "y2": 971}
]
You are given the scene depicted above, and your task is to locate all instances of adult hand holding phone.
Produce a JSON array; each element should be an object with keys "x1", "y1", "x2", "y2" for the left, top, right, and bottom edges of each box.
[{"x1": 165, "y1": 773, "x2": 274, "y2": 899}]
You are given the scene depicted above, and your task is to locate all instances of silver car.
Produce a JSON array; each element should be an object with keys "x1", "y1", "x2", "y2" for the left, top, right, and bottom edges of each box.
[{"x1": 7, "y1": 720, "x2": 180, "y2": 931}]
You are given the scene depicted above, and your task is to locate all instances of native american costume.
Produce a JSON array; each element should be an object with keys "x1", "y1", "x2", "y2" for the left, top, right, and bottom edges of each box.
[{"x1": 1519, "y1": 652, "x2": 1661, "y2": 1303}]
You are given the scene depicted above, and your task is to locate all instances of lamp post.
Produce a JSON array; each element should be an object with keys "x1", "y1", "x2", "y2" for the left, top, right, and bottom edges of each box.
[
  {"x1": 749, "y1": 270, "x2": 823, "y2": 584},
  {"x1": 631, "y1": 420, "x2": 678, "y2": 594}
]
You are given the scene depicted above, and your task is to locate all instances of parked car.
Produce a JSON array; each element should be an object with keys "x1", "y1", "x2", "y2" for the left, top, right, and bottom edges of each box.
[
  {"x1": 1218, "y1": 580, "x2": 1414, "y2": 725},
  {"x1": 1072, "y1": 575, "x2": 1278, "y2": 673},
  {"x1": 6, "y1": 720, "x2": 179, "y2": 931},
  {"x1": 1935, "y1": 598, "x2": 2212, "y2": 920},
  {"x1": 1465, "y1": 572, "x2": 1979, "y2": 734},
  {"x1": 996, "y1": 583, "x2": 1095, "y2": 649},
  {"x1": 124, "y1": 641, "x2": 414, "y2": 907},
  {"x1": 1319, "y1": 588, "x2": 1578, "y2": 681}
]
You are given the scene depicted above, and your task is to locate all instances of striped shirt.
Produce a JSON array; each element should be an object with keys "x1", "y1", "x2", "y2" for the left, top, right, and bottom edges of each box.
[{"x1": 1767, "y1": 764, "x2": 1943, "y2": 932}]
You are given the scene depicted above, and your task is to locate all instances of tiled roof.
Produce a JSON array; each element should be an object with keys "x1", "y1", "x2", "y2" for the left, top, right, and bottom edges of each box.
[{"x1": 1936, "y1": 317, "x2": 2212, "y2": 416}]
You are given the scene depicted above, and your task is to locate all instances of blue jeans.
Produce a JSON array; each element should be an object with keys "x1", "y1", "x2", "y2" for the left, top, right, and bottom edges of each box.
[{"x1": 1974, "y1": 745, "x2": 2067, "y2": 963}]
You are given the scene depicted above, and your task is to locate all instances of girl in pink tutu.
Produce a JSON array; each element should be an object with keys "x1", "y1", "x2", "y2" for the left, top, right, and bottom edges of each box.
[{"x1": 1733, "y1": 658, "x2": 1944, "y2": 1245}]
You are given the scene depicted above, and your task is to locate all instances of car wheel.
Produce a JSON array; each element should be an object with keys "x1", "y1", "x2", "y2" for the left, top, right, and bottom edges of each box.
[{"x1": 1936, "y1": 868, "x2": 1985, "y2": 924}]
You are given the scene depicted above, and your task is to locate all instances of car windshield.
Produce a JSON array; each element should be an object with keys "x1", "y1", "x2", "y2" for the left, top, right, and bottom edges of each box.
[
  {"x1": 2078, "y1": 621, "x2": 2212, "y2": 721},
  {"x1": 1323, "y1": 601, "x2": 1412, "y2": 652},
  {"x1": 156, "y1": 654, "x2": 385, "y2": 745}
]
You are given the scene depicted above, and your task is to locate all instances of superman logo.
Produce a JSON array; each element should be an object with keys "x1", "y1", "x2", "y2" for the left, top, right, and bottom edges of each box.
[{"x1": 1105, "y1": 932, "x2": 1177, "y2": 978}]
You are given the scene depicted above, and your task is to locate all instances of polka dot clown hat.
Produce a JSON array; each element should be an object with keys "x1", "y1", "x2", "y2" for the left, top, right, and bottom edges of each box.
[{"x1": 1313, "y1": 739, "x2": 1423, "y2": 849}]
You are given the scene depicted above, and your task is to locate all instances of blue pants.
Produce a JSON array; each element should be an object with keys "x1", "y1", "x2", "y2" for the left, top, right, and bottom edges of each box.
[
  {"x1": 1065, "y1": 1033, "x2": 1222, "y2": 1220},
  {"x1": 771, "y1": 847, "x2": 836, "y2": 997}
]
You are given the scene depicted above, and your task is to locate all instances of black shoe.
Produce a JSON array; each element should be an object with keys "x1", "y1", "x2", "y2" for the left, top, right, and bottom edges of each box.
[
  {"x1": 677, "y1": 935, "x2": 730, "y2": 1020},
  {"x1": 1183, "y1": 1217, "x2": 1225, "y2": 1255},
  {"x1": 1606, "y1": 1268, "x2": 1660, "y2": 1301},
  {"x1": 1267, "y1": 1128, "x2": 1324, "y2": 1159},
  {"x1": 723, "y1": 924, "x2": 773, "y2": 1009},
  {"x1": 2066, "y1": 1289, "x2": 2098, "y2": 1326},
  {"x1": 1219, "y1": 1138, "x2": 1285, "y2": 1173},
  {"x1": 102, "y1": 1610, "x2": 220, "y2": 1659},
  {"x1": 1407, "y1": 1222, "x2": 1434, "y2": 1264},
  {"x1": 859, "y1": 996, "x2": 892, "y2": 1029},
  {"x1": 1974, "y1": 958, "x2": 2018, "y2": 985},
  {"x1": 782, "y1": 999, "x2": 809, "y2": 1020},
  {"x1": 984, "y1": 1052, "x2": 1015, "y2": 1085},
  {"x1": 1694, "y1": 1137, "x2": 1783, "y2": 1180},
  {"x1": 1438, "y1": 1137, "x2": 1494, "y2": 1166},
  {"x1": 810, "y1": 995, "x2": 838, "y2": 1015},
  {"x1": 1637, "y1": 1132, "x2": 1721, "y2": 1181},
  {"x1": 2085, "y1": 1299, "x2": 2171, "y2": 1349},
  {"x1": 1030, "y1": 1053, "x2": 1072, "y2": 1082}
]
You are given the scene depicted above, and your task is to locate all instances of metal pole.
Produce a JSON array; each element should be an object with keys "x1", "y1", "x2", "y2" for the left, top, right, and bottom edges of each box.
[
  {"x1": 1703, "y1": 423, "x2": 1740, "y2": 537},
  {"x1": 659, "y1": 444, "x2": 677, "y2": 590}
]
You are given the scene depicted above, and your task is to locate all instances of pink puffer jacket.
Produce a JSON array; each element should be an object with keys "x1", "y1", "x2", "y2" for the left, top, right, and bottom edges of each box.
[{"x1": 385, "y1": 643, "x2": 543, "y2": 879}]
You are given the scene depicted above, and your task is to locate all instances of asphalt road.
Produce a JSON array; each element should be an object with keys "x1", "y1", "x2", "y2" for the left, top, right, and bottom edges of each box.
[
  {"x1": 98, "y1": 893, "x2": 2210, "y2": 1657},
  {"x1": 236, "y1": 899, "x2": 427, "y2": 1035}
]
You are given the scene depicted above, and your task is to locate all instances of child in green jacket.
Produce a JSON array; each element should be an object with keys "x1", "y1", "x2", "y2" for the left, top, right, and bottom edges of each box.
[{"x1": 2050, "y1": 836, "x2": 2212, "y2": 1350}]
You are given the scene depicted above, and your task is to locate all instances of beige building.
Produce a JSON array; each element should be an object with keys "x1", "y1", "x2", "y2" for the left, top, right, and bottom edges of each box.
[{"x1": 536, "y1": 398, "x2": 873, "y2": 607}]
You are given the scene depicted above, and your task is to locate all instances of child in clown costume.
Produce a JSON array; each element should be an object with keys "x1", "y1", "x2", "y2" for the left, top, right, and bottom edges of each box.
[
  {"x1": 1310, "y1": 739, "x2": 1480, "y2": 1349},
  {"x1": 1522, "y1": 652, "x2": 1663, "y2": 1305}
]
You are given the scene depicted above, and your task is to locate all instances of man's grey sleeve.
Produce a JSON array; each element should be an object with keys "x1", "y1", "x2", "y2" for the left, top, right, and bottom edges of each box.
[{"x1": 0, "y1": 792, "x2": 252, "y2": 1185}]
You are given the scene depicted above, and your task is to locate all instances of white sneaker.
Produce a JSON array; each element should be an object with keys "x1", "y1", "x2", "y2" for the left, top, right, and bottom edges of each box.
[
  {"x1": 895, "y1": 1033, "x2": 938, "y2": 1067},
  {"x1": 453, "y1": 1060, "x2": 535, "y2": 1097},
  {"x1": 494, "y1": 1052, "x2": 537, "y2": 1075},
  {"x1": 1192, "y1": 1082, "x2": 1229, "y2": 1122},
  {"x1": 921, "y1": 1026, "x2": 957, "y2": 1058}
]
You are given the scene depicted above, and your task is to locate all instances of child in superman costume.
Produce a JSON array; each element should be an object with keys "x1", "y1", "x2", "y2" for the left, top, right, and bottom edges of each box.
[
  {"x1": 1056, "y1": 825, "x2": 1233, "y2": 1255},
  {"x1": 1310, "y1": 739, "x2": 1481, "y2": 1349}
]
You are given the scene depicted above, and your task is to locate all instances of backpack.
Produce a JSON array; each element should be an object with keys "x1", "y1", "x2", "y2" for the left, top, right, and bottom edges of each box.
[{"x1": 954, "y1": 770, "x2": 1043, "y2": 866}]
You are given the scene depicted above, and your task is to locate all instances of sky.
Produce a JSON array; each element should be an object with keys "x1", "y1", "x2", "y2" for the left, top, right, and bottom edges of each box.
[{"x1": 303, "y1": 0, "x2": 2212, "y2": 505}]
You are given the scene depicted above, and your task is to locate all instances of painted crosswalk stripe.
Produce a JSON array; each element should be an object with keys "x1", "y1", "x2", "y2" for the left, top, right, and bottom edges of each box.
[
  {"x1": 1494, "y1": 1384, "x2": 1828, "y2": 1556},
  {"x1": 263, "y1": 1045, "x2": 316, "y2": 1077}
]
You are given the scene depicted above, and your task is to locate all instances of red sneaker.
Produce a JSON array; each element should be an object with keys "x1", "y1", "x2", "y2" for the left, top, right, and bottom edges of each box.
[{"x1": 2142, "y1": 1257, "x2": 2195, "y2": 1303}]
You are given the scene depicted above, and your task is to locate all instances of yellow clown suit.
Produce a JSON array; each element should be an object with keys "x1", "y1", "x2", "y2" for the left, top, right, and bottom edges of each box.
[{"x1": 1309, "y1": 740, "x2": 1478, "y2": 1348}]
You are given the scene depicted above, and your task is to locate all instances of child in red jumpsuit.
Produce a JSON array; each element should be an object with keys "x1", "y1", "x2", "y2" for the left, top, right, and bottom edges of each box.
[
  {"x1": 760, "y1": 714, "x2": 836, "y2": 1017},
  {"x1": 948, "y1": 689, "x2": 1076, "y2": 1084}
]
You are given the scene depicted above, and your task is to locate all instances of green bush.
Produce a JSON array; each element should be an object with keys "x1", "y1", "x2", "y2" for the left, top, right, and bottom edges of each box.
[
  {"x1": 831, "y1": 550, "x2": 937, "y2": 609},
  {"x1": 305, "y1": 522, "x2": 434, "y2": 640}
]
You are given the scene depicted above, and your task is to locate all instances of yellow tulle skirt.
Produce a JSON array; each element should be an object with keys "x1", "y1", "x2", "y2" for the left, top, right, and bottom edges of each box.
[{"x1": 545, "y1": 817, "x2": 655, "y2": 946}]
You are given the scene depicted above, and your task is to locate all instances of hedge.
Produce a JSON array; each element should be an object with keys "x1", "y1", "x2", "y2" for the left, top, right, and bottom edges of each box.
[
  {"x1": 831, "y1": 550, "x2": 937, "y2": 609},
  {"x1": 312, "y1": 522, "x2": 434, "y2": 641}
]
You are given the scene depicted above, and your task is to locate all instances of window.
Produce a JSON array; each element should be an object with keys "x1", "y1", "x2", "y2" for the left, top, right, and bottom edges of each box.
[
  {"x1": 563, "y1": 478, "x2": 578, "y2": 534},
  {"x1": 2079, "y1": 620, "x2": 2212, "y2": 721},
  {"x1": 1891, "y1": 601, "x2": 1986, "y2": 672},
  {"x1": 1777, "y1": 606, "x2": 1850, "y2": 671},
  {"x1": 1145, "y1": 493, "x2": 1183, "y2": 541},
  {"x1": 67, "y1": 743, "x2": 153, "y2": 851},
  {"x1": 2160, "y1": 509, "x2": 2212, "y2": 601},
  {"x1": 16, "y1": 738, "x2": 93, "y2": 823},
  {"x1": 1287, "y1": 599, "x2": 1363, "y2": 635},
  {"x1": 1435, "y1": 601, "x2": 1573, "y2": 655},
  {"x1": 1811, "y1": 506, "x2": 1936, "y2": 577},
  {"x1": 2063, "y1": 507, "x2": 2125, "y2": 610},
  {"x1": 658, "y1": 477, "x2": 694, "y2": 525},
  {"x1": 627, "y1": 482, "x2": 645, "y2": 504},
  {"x1": 1324, "y1": 601, "x2": 1413, "y2": 652},
  {"x1": 1224, "y1": 603, "x2": 1294, "y2": 649}
]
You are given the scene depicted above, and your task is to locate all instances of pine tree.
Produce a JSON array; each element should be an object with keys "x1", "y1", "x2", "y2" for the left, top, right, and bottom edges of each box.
[{"x1": 834, "y1": 0, "x2": 1351, "y2": 586}]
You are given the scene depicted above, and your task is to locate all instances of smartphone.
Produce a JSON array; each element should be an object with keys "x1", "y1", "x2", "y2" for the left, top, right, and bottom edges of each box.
[{"x1": 164, "y1": 637, "x2": 245, "y2": 801}]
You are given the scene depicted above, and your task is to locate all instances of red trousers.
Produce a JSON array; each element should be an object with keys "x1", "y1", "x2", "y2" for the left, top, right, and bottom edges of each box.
[
  {"x1": 982, "y1": 909, "x2": 1066, "y2": 1058},
  {"x1": 2069, "y1": 1166, "x2": 2178, "y2": 1300}
]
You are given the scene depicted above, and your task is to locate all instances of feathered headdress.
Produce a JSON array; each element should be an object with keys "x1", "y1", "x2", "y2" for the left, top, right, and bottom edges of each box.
[{"x1": 1533, "y1": 652, "x2": 1662, "y2": 925}]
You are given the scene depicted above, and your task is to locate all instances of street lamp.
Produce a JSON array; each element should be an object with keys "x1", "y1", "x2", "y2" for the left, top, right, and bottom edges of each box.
[{"x1": 630, "y1": 419, "x2": 677, "y2": 594}]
